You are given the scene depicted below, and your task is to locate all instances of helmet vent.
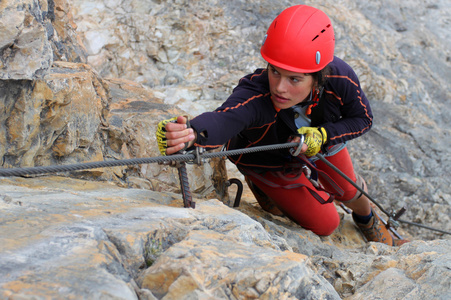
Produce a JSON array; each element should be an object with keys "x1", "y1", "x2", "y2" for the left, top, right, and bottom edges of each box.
[{"x1": 312, "y1": 24, "x2": 331, "y2": 42}]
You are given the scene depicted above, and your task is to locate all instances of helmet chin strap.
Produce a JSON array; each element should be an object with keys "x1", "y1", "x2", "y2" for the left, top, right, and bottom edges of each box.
[
  {"x1": 299, "y1": 86, "x2": 323, "y2": 107},
  {"x1": 299, "y1": 91, "x2": 314, "y2": 107}
]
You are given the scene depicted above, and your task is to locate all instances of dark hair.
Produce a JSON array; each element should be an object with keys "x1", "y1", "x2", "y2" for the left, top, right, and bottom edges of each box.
[{"x1": 310, "y1": 66, "x2": 331, "y2": 88}]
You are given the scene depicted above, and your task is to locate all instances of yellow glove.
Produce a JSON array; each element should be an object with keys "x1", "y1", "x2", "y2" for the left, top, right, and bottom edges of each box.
[
  {"x1": 156, "y1": 117, "x2": 177, "y2": 155},
  {"x1": 296, "y1": 127, "x2": 327, "y2": 157}
]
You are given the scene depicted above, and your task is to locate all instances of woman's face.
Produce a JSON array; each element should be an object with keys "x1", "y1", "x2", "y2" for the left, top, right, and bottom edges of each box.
[{"x1": 268, "y1": 64, "x2": 316, "y2": 110}]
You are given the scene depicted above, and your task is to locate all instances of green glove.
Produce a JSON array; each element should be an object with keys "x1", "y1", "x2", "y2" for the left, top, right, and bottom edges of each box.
[
  {"x1": 156, "y1": 117, "x2": 177, "y2": 155},
  {"x1": 296, "y1": 127, "x2": 327, "y2": 157}
]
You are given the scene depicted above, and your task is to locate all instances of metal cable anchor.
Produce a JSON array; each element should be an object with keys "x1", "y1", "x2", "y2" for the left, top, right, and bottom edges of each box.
[{"x1": 386, "y1": 207, "x2": 407, "y2": 229}]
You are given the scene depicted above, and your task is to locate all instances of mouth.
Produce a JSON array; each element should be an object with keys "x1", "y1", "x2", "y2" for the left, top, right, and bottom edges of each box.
[{"x1": 272, "y1": 93, "x2": 290, "y2": 104}]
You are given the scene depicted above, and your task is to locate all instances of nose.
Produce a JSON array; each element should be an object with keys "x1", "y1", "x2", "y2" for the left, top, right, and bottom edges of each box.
[{"x1": 274, "y1": 77, "x2": 288, "y2": 94}]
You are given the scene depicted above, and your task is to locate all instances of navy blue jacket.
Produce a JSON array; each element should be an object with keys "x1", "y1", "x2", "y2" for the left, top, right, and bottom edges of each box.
[{"x1": 190, "y1": 56, "x2": 373, "y2": 171}]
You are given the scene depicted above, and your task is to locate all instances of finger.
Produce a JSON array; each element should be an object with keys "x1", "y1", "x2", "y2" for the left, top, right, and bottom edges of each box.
[
  {"x1": 166, "y1": 129, "x2": 195, "y2": 148},
  {"x1": 176, "y1": 115, "x2": 188, "y2": 124},
  {"x1": 291, "y1": 142, "x2": 308, "y2": 155},
  {"x1": 291, "y1": 136, "x2": 301, "y2": 143},
  {"x1": 166, "y1": 143, "x2": 187, "y2": 155},
  {"x1": 166, "y1": 129, "x2": 196, "y2": 155},
  {"x1": 165, "y1": 121, "x2": 187, "y2": 132},
  {"x1": 166, "y1": 128, "x2": 194, "y2": 141}
]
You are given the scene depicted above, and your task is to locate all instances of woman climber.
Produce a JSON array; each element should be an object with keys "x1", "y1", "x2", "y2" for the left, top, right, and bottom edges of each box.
[{"x1": 156, "y1": 5, "x2": 408, "y2": 246}]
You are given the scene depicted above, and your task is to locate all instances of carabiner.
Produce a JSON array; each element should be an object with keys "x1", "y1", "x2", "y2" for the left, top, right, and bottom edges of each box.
[{"x1": 290, "y1": 134, "x2": 305, "y2": 157}]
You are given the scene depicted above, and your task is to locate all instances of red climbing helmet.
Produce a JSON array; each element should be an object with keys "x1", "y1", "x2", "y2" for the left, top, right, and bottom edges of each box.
[{"x1": 260, "y1": 5, "x2": 335, "y2": 73}]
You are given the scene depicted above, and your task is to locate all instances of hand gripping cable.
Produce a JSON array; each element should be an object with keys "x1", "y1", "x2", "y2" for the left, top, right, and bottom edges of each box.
[{"x1": 0, "y1": 142, "x2": 300, "y2": 210}]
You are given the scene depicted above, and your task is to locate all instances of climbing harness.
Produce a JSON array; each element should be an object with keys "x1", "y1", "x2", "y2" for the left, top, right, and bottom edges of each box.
[{"x1": 0, "y1": 139, "x2": 448, "y2": 236}]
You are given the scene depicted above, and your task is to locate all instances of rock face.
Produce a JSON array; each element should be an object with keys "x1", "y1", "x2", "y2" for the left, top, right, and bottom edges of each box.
[
  {"x1": 0, "y1": 0, "x2": 450, "y2": 299},
  {"x1": 0, "y1": 0, "x2": 86, "y2": 79},
  {"x1": 1, "y1": 177, "x2": 450, "y2": 299},
  {"x1": 0, "y1": 0, "x2": 224, "y2": 197}
]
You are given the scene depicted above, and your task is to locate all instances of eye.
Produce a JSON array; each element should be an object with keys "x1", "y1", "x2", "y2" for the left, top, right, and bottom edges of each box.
[{"x1": 291, "y1": 75, "x2": 306, "y2": 84}]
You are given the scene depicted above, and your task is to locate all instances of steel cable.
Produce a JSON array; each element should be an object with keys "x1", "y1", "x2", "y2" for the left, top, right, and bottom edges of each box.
[
  {"x1": 315, "y1": 153, "x2": 451, "y2": 235},
  {"x1": 0, "y1": 155, "x2": 194, "y2": 177},
  {"x1": 1, "y1": 142, "x2": 447, "y2": 235},
  {"x1": 0, "y1": 142, "x2": 298, "y2": 177}
]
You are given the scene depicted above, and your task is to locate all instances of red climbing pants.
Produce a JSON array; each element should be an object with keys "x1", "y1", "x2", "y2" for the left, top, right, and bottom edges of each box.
[{"x1": 246, "y1": 147, "x2": 360, "y2": 236}]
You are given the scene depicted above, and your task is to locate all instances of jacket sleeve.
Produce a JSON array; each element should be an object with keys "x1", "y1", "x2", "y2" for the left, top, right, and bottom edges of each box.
[
  {"x1": 190, "y1": 70, "x2": 274, "y2": 149},
  {"x1": 320, "y1": 59, "x2": 373, "y2": 145}
]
